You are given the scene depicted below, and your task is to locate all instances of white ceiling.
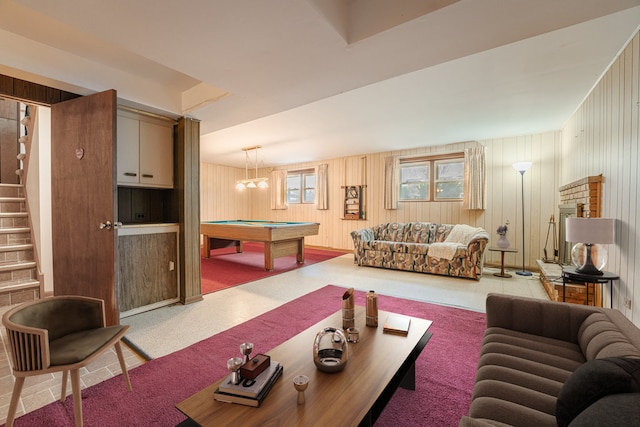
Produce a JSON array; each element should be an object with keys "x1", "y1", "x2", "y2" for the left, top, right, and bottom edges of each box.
[{"x1": 1, "y1": 0, "x2": 639, "y2": 168}]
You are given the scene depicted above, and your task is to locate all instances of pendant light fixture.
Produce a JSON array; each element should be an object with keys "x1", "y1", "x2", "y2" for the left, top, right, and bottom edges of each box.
[{"x1": 235, "y1": 145, "x2": 269, "y2": 190}]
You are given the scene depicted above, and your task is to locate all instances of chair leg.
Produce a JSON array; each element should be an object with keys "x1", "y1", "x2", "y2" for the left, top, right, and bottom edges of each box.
[
  {"x1": 5, "y1": 376, "x2": 25, "y2": 427},
  {"x1": 114, "y1": 340, "x2": 132, "y2": 391},
  {"x1": 61, "y1": 370, "x2": 69, "y2": 401},
  {"x1": 70, "y1": 369, "x2": 83, "y2": 427}
]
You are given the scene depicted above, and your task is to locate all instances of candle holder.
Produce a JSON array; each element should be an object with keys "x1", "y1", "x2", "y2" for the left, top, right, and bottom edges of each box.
[
  {"x1": 293, "y1": 375, "x2": 309, "y2": 404},
  {"x1": 227, "y1": 357, "x2": 243, "y2": 385},
  {"x1": 240, "y1": 342, "x2": 254, "y2": 365}
]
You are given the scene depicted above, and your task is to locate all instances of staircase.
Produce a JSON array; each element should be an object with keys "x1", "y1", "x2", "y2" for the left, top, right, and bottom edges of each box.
[{"x1": 0, "y1": 183, "x2": 40, "y2": 306}]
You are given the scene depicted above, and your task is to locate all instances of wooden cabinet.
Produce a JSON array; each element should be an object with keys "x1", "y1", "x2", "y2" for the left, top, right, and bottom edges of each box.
[
  {"x1": 117, "y1": 110, "x2": 174, "y2": 188},
  {"x1": 118, "y1": 224, "x2": 180, "y2": 317}
]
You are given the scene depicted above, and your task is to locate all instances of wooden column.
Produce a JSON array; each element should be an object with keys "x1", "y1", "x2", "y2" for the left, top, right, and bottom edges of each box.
[{"x1": 176, "y1": 117, "x2": 202, "y2": 304}]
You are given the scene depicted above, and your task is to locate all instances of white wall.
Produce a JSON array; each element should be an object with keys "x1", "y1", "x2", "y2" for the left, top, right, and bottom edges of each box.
[{"x1": 29, "y1": 106, "x2": 53, "y2": 293}]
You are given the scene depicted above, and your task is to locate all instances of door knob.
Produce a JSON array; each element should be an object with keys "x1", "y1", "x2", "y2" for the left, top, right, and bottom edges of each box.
[{"x1": 99, "y1": 221, "x2": 112, "y2": 230}]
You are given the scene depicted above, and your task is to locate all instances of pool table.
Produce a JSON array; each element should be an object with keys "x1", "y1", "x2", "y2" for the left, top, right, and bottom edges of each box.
[{"x1": 201, "y1": 220, "x2": 320, "y2": 270}]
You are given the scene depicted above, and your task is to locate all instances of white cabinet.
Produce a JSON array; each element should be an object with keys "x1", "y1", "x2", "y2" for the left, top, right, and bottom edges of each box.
[{"x1": 117, "y1": 110, "x2": 174, "y2": 188}]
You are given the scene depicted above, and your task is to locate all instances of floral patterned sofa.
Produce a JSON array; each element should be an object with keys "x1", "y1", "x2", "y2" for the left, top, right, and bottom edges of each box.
[{"x1": 350, "y1": 222, "x2": 490, "y2": 280}]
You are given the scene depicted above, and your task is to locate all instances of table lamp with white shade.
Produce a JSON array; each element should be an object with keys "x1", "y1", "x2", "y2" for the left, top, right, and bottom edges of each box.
[{"x1": 565, "y1": 217, "x2": 615, "y2": 275}]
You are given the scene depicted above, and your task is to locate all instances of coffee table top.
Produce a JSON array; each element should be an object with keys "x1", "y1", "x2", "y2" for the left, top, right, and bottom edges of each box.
[{"x1": 176, "y1": 305, "x2": 432, "y2": 426}]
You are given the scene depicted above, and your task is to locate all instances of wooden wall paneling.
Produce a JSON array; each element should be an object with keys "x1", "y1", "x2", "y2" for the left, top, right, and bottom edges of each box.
[
  {"x1": 0, "y1": 99, "x2": 19, "y2": 184},
  {"x1": 202, "y1": 134, "x2": 561, "y2": 272},
  {"x1": 0, "y1": 74, "x2": 79, "y2": 105},
  {"x1": 623, "y1": 37, "x2": 640, "y2": 318},
  {"x1": 561, "y1": 31, "x2": 639, "y2": 323}
]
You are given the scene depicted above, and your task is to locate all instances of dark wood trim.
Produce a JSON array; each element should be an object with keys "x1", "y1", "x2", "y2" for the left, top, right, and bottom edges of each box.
[{"x1": 0, "y1": 73, "x2": 80, "y2": 105}]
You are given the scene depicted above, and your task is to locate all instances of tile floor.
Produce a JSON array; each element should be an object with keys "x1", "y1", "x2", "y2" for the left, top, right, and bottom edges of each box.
[{"x1": 0, "y1": 254, "x2": 548, "y2": 423}]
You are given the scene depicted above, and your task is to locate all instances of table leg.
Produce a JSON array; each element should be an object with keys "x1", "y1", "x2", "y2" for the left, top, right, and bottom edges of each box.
[
  {"x1": 203, "y1": 235, "x2": 211, "y2": 259},
  {"x1": 609, "y1": 280, "x2": 613, "y2": 308},
  {"x1": 296, "y1": 238, "x2": 305, "y2": 264},
  {"x1": 264, "y1": 243, "x2": 274, "y2": 271},
  {"x1": 585, "y1": 281, "x2": 589, "y2": 305},
  {"x1": 493, "y1": 251, "x2": 512, "y2": 278},
  {"x1": 399, "y1": 362, "x2": 416, "y2": 391}
]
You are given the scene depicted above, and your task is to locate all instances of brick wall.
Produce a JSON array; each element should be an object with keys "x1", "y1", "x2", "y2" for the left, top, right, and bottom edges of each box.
[
  {"x1": 543, "y1": 174, "x2": 605, "y2": 306},
  {"x1": 559, "y1": 174, "x2": 603, "y2": 218}
]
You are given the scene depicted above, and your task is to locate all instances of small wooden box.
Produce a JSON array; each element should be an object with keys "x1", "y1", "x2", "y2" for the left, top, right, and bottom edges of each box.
[{"x1": 240, "y1": 354, "x2": 270, "y2": 379}]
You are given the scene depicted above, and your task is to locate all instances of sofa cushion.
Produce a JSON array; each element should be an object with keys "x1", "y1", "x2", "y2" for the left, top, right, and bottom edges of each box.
[
  {"x1": 403, "y1": 222, "x2": 433, "y2": 243},
  {"x1": 363, "y1": 240, "x2": 408, "y2": 253},
  {"x1": 467, "y1": 395, "x2": 557, "y2": 427},
  {"x1": 402, "y1": 242, "x2": 430, "y2": 255},
  {"x1": 556, "y1": 357, "x2": 640, "y2": 427},
  {"x1": 578, "y1": 313, "x2": 640, "y2": 360},
  {"x1": 432, "y1": 223, "x2": 454, "y2": 242},
  {"x1": 483, "y1": 328, "x2": 586, "y2": 364},
  {"x1": 373, "y1": 222, "x2": 406, "y2": 241}
]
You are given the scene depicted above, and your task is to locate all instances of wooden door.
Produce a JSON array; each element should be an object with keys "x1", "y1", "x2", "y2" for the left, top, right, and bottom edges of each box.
[{"x1": 51, "y1": 90, "x2": 119, "y2": 325}]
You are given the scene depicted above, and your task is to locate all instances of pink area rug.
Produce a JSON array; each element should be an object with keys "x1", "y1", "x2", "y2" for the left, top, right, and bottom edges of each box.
[
  {"x1": 9, "y1": 286, "x2": 485, "y2": 427},
  {"x1": 201, "y1": 242, "x2": 345, "y2": 294}
]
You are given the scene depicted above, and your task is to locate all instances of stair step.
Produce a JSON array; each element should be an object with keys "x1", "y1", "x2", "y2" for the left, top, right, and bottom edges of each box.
[
  {"x1": 0, "y1": 227, "x2": 30, "y2": 234},
  {"x1": 0, "y1": 243, "x2": 33, "y2": 253},
  {"x1": 0, "y1": 184, "x2": 23, "y2": 198},
  {"x1": 0, "y1": 197, "x2": 25, "y2": 203},
  {"x1": 0, "y1": 260, "x2": 36, "y2": 273},
  {"x1": 0, "y1": 278, "x2": 40, "y2": 292},
  {"x1": 0, "y1": 212, "x2": 28, "y2": 218}
]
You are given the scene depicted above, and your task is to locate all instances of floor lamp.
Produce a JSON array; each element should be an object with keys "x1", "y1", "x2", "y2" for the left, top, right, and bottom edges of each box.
[{"x1": 513, "y1": 161, "x2": 532, "y2": 276}]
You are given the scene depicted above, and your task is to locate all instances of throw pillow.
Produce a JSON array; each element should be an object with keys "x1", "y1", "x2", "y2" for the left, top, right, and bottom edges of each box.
[{"x1": 556, "y1": 357, "x2": 640, "y2": 427}]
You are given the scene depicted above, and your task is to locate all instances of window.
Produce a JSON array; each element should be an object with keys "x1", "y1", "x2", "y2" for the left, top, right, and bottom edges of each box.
[
  {"x1": 286, "y1": 170, "x2": 316, "y2": 204},
  {"x1": 399, "y1": 161, "x2": 429, "y2": 200},
  {"x1": 399, "y1": 155, "x2": 464, "y2": 201},
  {"x1": 434, "y1": 159, "x2": 464, "y2": 200}
]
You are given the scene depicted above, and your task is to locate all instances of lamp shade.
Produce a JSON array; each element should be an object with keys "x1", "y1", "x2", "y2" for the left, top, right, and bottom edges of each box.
[
  {"x1": 512, "y1": 161, "x2": 532, "y2": 173},
  {"x1": 565, "y1": 218, "x2": 615, "y2": 244}
]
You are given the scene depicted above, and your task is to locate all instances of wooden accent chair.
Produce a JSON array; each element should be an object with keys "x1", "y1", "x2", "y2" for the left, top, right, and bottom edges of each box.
[{"x1": 2, "y1": 295, "x2": 132, "y2": 427}]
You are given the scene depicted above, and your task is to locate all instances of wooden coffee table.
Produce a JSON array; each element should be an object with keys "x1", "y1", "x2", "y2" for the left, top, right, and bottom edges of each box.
[{"x1": 176, "y1": 306, "x2": 432, "y2": 426}]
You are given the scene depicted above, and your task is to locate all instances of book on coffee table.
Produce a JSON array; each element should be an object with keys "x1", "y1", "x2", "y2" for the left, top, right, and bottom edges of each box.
[
  {"x1": 383, "y1": 315, "x2": 411, "y2": 336},
  {"x1": 213, "y1": 363, "x2": 283, "y2": 407},
  {"x1": 218, "y1": 361, "x2": 282, "y2": 398}
]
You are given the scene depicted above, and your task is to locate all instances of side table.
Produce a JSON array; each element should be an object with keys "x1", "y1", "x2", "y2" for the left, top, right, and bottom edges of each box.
[
  {"x1": 561, "y1": 266, "x2": 619, "y2": 308},
  {"x1": 488, "y1": 247, "x2": 518, "y2": 278}
]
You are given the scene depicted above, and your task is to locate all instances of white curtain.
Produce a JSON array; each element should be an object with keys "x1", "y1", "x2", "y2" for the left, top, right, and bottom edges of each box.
[
  {"x1": 384, "y1": 156, "x2": 399, "y2": 210},
  {"x1": 270, "y1": 169, "x2": 288, "y2": 210},
  {"x1": 316, "y1": 163, "x2": 329, "y2": 210},
  {"x1": 463, "y1": 146, "x2": 486, "y2": 210}
]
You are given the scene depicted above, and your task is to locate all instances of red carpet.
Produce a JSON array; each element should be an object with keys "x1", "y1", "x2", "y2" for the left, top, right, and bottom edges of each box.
[
  {"x1": 9, "y1": 286, "x2": 485, "y2": 427},
  {"x1": 201, "y1": 242, "x2": 346, "y2": 294}
]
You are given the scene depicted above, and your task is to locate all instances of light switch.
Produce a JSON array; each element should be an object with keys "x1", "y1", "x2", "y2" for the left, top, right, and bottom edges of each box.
[{"x1": 169, "y1": 261, "x2": 175, "y2": 271}]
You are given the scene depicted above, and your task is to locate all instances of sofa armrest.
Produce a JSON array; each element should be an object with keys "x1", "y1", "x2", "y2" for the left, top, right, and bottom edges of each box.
[
  {"x1": 485, "y1": 293, "x2": 601, "y2": 344},
  {"x1": 350, "y1": 228, "x2": 375, "y2": 242},
  {"x1": 466, "y1": 230, "x2": 490, "y2": 247},
  {"x1": 350, "y1": 228, "x2": 375, "y2": 264}
]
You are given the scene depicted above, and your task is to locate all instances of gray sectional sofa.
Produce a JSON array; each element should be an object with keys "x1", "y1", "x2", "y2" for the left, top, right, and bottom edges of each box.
[{"x1": 461, "y1": 293, "x2": 640, "y2": 427}]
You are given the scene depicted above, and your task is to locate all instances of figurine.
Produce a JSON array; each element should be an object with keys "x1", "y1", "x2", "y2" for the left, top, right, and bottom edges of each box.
[{"x1": 293, "y1": 375, "x2": 309, "y2": 404}]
